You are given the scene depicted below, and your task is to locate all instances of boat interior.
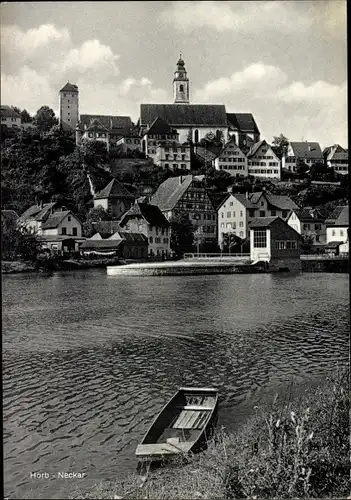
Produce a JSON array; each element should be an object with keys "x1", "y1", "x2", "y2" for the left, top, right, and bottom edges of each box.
[{"x1": 144, "y1": 391, "x2": 217, "y2": 448}]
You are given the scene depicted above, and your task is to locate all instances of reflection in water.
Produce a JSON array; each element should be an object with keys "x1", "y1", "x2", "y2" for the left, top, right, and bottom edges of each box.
[{"x1": 3, "y1": 271, "x2": 349, "y2": 499}]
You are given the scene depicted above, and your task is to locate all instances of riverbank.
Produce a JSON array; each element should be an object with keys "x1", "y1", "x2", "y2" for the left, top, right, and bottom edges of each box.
[
  {"x1": 1, "y1": 258, "x2": 123, "y2": 274},
  {"x1": 71, "y1": 367, "x2": 349, "y2": 499}
]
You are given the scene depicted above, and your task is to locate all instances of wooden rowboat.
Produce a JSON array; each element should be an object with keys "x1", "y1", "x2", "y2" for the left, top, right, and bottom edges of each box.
[{"x1": 135, "y1": 387, "x2": 218, "y2": 461}]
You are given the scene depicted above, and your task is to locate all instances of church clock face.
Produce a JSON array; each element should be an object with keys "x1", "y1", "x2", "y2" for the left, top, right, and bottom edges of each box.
[{"x1": 179, "y1": 73, "x2": 183, "y2": 78}]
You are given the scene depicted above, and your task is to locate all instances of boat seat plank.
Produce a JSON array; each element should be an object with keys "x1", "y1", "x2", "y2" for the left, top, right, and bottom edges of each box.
[
  {"x1": 181, "y1": 405, "x2": 213, "y2": 411},
  {"x1": 172, "y1": 410, "x2": 191, "y2": 429}
]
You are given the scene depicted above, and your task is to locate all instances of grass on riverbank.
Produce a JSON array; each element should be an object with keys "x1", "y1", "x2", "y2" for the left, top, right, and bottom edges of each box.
[{"x1": 71, "y1": 367, "x2": 349, "y2": 499}]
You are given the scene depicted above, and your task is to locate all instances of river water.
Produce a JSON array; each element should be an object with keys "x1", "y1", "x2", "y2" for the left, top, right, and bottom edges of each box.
[{"x1": 3, "y1": 270, "x2": 349, "y2": 499}]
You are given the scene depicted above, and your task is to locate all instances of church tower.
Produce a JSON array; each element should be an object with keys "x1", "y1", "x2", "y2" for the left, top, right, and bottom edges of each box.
[{"x1": 173, "y1": 54, "x2": 189, "y2": 104}]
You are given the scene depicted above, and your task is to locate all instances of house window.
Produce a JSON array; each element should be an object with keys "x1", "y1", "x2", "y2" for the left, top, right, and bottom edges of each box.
[
  {"x1": 194, "y1": 129, "x2": 199, "y2": 143},
  {"x1": 68, "y1": 216, "x2": 71, "y2": 221},
  {"x1": 286, "y1": 241, "x2": 297, "y2": 249},
  {"x1": 260, "y1": 201, "x2": 264, "y2": 206},
  {"x1": 340, "y1": 230, "x2": 344, "y2": 237},
  {"x1": 240, "y1": 231, "x2": 244, "y2": 237},
  {"x1": 61, "y1": 227, "x2": 67, "y2": 235},
  {"x1": 259, "y1": 210, "x2": 265, "y2": 217},
  {"x1": 314, "y1": 224, "x2": 321, "y2": 230},
  {"x1": 240, "y1": 211, "x2": 243, "y2": 217},
  {"x1": 230, "y1": 202, "x2": 233, "y2": 206},
  {"x1": 227, "y1": 212, "x2": 231, "y2": 218},
  {"x1": 149, "y1": 237, "x2": 153, "y2": 243},
  {"x1": 332, "y1": 230, "x2": 336, "y2": 236},
  {"x1": 316, "y1": 235, "x2": 320, "y2": 242},
  {"x1": 303, "y1": 224, "x2": 311, "y2": 231},
  {"x1": 275, "y1": 241, "x2": 286, "y2": 249},
  {"x1": 226, "y1": 223, "x2": 232, "y2": 229},
  {"x1": 165, "y1": 163, "x2": 169, "y2": 168},
  {"x1": 163, "y1": 238, "x2": 168, "y2": 244},
  {"x1": 173, "y1": 164, "x2": 177, "y2": 169},
  {"x1": 248, "y1": 209, "x2": 255, "y2": 217},
  {"x1": 239, "y1": 222, "x2": 243, "y2": 227},
  {"x1": 282, "y1": 210, "x2": 288, "y2": 218},
  {"x1": 72, "y1": 227, "x2": 77, "y2": 236},
  {"x1": 253, "y1": 229, "x2": 267, "y2": 248},
  {"x1": 221, "y1": 223, "x2": 224, "y2": 228},
  {"x1": 271, "y1": 210, "x2": 276, "y2": 216}
]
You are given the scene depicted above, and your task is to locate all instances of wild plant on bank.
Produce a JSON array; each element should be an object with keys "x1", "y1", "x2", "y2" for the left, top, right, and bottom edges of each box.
[{"x1": 71, "y1": 367, "x2": 349, "y2": 499}]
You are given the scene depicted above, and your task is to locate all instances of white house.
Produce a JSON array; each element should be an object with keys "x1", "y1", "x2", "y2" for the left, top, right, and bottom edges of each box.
[
  {"x1": 217, "y1": 191, "x2": 257, "y2": 244},
  {"x1": 119, "y1": 201, "x2": 171, "y2": 258},
  {"x1": 1, "y1": 105, "x2": 21, "y2": 128},
  {"x1": 213, "y1": 138, "x2": 248, "y2": 178},
  {"x1": 325, "y1": 205, "x2": 349, "y2": 254},
  {"x1": 247, "y1": 140, "x2": 281, "y2": 179},
  {"x1": 155, "y1": 141, "x2": 191, "y2": 170},
  {"x1": 20, "y1": 203, "x2": 84, "y2": 253},
  {"x1": 323, "y1": 144, "x2": 348, "y2": 175},
  {"x1": 287, "y1": 209, "x2": 326, "y2": 247},
  {"x1": 282, "y1": 142, "x2": 323, "y2": 173}
]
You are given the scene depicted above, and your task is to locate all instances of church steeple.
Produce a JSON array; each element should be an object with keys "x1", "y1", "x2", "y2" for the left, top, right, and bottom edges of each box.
[{"x1": 173, "y1": 53, "x2": 189, "y2": 104}]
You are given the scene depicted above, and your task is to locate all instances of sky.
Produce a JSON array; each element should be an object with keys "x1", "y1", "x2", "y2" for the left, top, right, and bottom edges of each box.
[{"x1": 1, "y1": 1, "x2": 347, "y2": 149}]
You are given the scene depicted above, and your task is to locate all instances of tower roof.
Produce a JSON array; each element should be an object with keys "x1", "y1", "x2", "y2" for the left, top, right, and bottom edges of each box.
[{"x1": 60, "y1": 82, "x2": 78, "y2": 93}]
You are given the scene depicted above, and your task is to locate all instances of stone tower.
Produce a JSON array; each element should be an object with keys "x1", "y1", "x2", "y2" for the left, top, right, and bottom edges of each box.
[
  {"x1": 173, "y1": 54, "x2": 189, "y2": 104},
  {"x1": 59, "y1": 82, "x2": 79, "y2": 132}
]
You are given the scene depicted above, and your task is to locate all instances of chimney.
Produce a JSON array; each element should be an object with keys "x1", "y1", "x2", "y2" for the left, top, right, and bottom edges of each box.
[
  {"x1": 179, "y1": 176, "x2": 183, "y2": 184},
  {"x1": 245, "y1": 191, "x2": 249, "y2": 199},
  {"x1": 227, "y1": 186, "x2": 233, "y2": 193}
]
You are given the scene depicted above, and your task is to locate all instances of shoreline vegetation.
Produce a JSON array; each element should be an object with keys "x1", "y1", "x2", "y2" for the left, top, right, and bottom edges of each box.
[
  {"x1": 1, "y1": 257, "x2": 123, "y2": 274},
  {"x1": 71, "y1": 367, "x2": 349, "y2": 500}
]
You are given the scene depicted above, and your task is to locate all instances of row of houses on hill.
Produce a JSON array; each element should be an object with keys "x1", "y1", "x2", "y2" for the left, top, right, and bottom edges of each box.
[{"x1": 3, "y1": 170, "x2": 349, "y2": 260}]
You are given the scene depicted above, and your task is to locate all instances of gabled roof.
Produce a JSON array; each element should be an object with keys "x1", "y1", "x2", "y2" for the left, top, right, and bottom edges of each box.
[
  {"x1": 146, "y1": 116, "x2": 177, "y2": 136},
  {"x1": 60, "y1": 82, "x2": 78, "y2": 93},
  {"x1": 249, "y1": 216, "x2": 281, "y2": 228},
  {"x1": 1, "y1": 209, "x2": 19, "y2": 221},
  {"x1": 218, "y1": 193, "x2": 257, "y2": 210},
  {"x1": 247, "y1": 140, "x2": 266, "y2": 158},
  {"x1": 80, "y1": 238, "x2": 123, "y2": 250},
  {"x1": 226, "y1": 113, "x2": 260, "y2": 134},
  {"x1": 289, "y1": 142, "x2": 323, "y2": 159},
  {"x1": 21, "y1": 202, "x2": 57, "y2": 221},
  {"x1": 117, "y1": 231, "x2": 148, "y2": 244},
  {"x1": 217, "y1": 138, "x2": 246, "y2": 158},
  {"x1": 290, "y1": 208, "x2": 326, "y2": 223},
  {"x1": 150, "y1": 175, "x2": 207, "y2": 212},
  {"x1": 140, "y1": 104, "x2": 228, "y2": 127},
  {"x1": 323, "y1": 144, "x2": 347, "y2": 160},
  {"x1": 86, "y1": 118, "x2": 110, "y2": 132},
  {"x1": 41, "y1": 211, "x2": 76, "y2": 229},
  {"x1": 80, "y1": 114, "x2": 132, "y2": 132},
  {"x1": 120, "y1": 202, "x2": 170, "y2": 228},
  {"x1": 265, "y1": 194, "x2": 299, "y2": 211},
  {"x1": 325, "y1": 206, "x2": 349, "y2": 227},
  {"x1": 248, "y1": 192, "x2": 264, "y2": 204},
  {"x1": 150, "y1": 175, "x2": 194, "y2": 211},
  {"x1": 94, "y1": 178, "x2": 135, "y2": 200},
  {"x1": 1, "y1": 105, "x2": 21, "y2": 118}
]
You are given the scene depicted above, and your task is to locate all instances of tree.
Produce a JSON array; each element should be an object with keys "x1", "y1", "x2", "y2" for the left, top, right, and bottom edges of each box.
[
  {"x1": 272, "y1": 133, "x2": 289, "y2": 158},
  {"x1": 169, "y1": 213, "x2": 194, "y2": 257},
  {"x1": 300, "y1": 234, "x2": 314, "y2": 254},
  {"x1": 33, "y1": 106, "x2": 58, "y2": 133},
  {"x1": 11, "y1": 106, "x2": 21, "y2": 115},
  {"x1": 296, "y1": 159, "x2": 309, "y2": 177},
  {"x1": 83, "y1": 206, "x2": 111, "y2": 237},
  {"x1": 1, "y1": 217, "x2": 41, "y2": 261},
  {"x1": 21, "y1": 109, "x2": 33, "y2": 123}
]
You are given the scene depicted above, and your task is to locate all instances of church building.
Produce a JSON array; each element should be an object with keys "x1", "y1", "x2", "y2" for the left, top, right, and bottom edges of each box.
[{"x1": 140, "y1": 56, "x2": 230, "y2": 145}]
